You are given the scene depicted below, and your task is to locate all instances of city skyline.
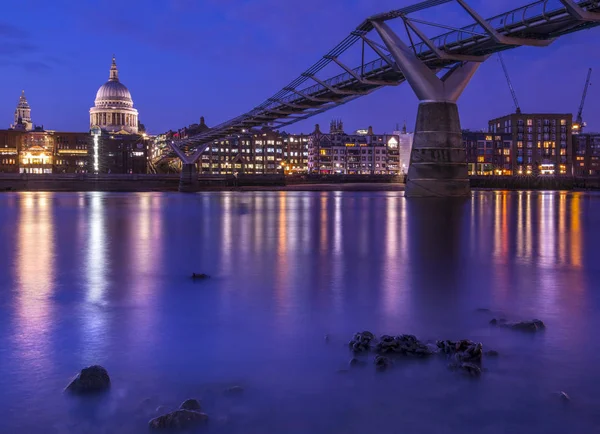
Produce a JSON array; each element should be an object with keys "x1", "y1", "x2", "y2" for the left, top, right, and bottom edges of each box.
[{"x1": 1, "y1": 0, "x2": 598, "y2": 135}]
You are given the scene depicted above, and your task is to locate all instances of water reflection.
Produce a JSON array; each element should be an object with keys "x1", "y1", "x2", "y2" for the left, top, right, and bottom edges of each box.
[{"x1": 13, "y1": 193, "x2": 55, "y2": 375}]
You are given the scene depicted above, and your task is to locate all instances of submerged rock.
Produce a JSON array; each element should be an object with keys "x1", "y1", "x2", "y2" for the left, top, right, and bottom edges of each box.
[
  {"x1": 558, "y1": 391, "x2": 570, "y2": 401},
  {"x1": 179, "y1": 398, "x2": 202, "y2": 411},
  {"x1": 149, "y1": 409, "x2": 208, "y2": 430},
  {"x1": 374, "y1": 355, "x2": 392, "y2": 370},
  {"x1": 459, "y1": 362, "x2": 482, "y2": 377},
  {"x1": 225, "y1": 386, "x2": 244, "y2": 394},
  {"x1": 349, "y1": 331, "x2": 375, "y2": 353},
  {"x1": 490, "y1": 318, "x2": 545, "y2": 332},
  {"x1": 191, "y1": 273, "x2": 210, "y2": 279},
  {"x1": 65, "y1": 365, "x2": 110, "y2": 394},
  {"x1": 349, "y1": 357, "x2": 367, "y2": 367},
  {"x1": 374, "y1": 334, "x2": 434, "y2": 356},
  {"x1": 437, "y1": 339, "x2": 483, "y2": 362}
]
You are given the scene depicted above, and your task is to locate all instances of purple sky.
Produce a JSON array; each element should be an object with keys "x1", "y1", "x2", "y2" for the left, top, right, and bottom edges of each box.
[{"x1": 1, "y1": 0, "x2": 598, "y2": 135}]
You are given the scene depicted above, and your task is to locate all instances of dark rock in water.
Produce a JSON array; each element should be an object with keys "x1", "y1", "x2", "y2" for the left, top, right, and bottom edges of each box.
[
  {"x1": 485, "y1": 350, "x2": 499, "y2": 357},
  {"x1": 149, "y1": 409, "x2": 208, "y2": 430},
  {"x1": 374, "y1": 334, "x2": 434, "y2": 356},
  {"x1": 349, "y1": 331, "x2": 375, "y2": 353},
  {"x1": 192, "y1": 273, "x2": 210, "y2": 279},
  {"x1": 476, "y1": 308, "x2": 491, "y2": 312},
  {"x1": 460, "y1": 362, "x2": 482, "y2": 377},
  {"x1": 374, "y1": 355, "x2": 391, "y2": 370},
  {"x1": 65, "y1": 365, "x2": 110, "y2": 394},
  {"x1": 225, "y1": 386, "x2": 244, "y2": 394},
  {"x1": 490, "y1": 318, "x2": 545, "y2": 332},
  {"x1": 179, "y1": 398, "x2": 202, "y2": 411},
  {"x1": 509, "y1": 319, "x2": 545, "y2": 331},
  {"x1": 349, "y1": 357, "x2": 367, "y2": 367},
  {"x1": 324, "y1": 334, "x2": 330, "y2": 342},
  {"x1": 558, "y1": 391, "x2": 570, "y2": 401},
  {"x1": 436, "y1": 339, "x2": 483, "y2": 362}
]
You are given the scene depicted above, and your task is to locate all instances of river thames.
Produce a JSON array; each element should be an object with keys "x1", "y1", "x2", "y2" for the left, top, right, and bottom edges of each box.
[{"x1": 0, "y1": 191, "x2": 599, "y2": 433}]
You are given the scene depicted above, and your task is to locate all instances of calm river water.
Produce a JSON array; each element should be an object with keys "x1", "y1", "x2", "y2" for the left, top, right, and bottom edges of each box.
[{"x1": 0, "y1": 190, "x2": 599, "y2": 433}]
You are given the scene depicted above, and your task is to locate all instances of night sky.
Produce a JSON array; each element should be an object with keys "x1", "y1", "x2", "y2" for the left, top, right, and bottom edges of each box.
[{"x1": 1, "y1": 0, "x2": 598, "y2": 135}]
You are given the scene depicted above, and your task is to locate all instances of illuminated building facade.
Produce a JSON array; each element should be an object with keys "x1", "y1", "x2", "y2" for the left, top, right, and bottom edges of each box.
[
  {"x1": 464, "y1": 131, "x2": 514, "y2": 176},
  {"x1": 0, "y1": 130, "x2": 22, "y2": 173},
  {"x1": 93, "y1": 130, "x2": 149, "y2": 174},
  {"x1": 393, "y1": 122, "x2": 414, "y2": 174},
  {"x1": 488, "y1": 113, "x2": 573, "y2": 175},
  {"x1": 90, "y1": 56, "x2": 139, "y2": 134},
  {"x1": 282, "y1": 133, "x2": 309, "y2": 174},
  {"x1": 573, "y1": 133, "x2": 600, "y2": 176},
  {"x1": 54, "y1": 132, "x2": 91, "y2": 173},
  {"x1": 308, "y1": 121, "x2": 400, "y2": 175},
  {"x1": 19, "y1": 130, "x2": 54, "y2": 174},
  {"x1": 198, "y1": 129, "x2": 285, "y2": 175}
]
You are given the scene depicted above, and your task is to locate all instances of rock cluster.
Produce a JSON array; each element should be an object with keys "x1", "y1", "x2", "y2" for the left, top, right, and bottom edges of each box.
[
  {"x1": 375, "y1": 334, "x2": 435, "y2": 356},
  {"x1": 65, "y1": 365, "x2": 111, "y2": 394},
  {"x1": 490, "y1": 318, "x2": 545, "y2": 332},
  {"x1": 149, "y1": 409, "x2": 208, "y2": 430},
  {"x1": 149, "y1": 398, "x2": 209, "y2": 430},
  {"x1": 348, "y1": 332, "x2": 500, "y2": 377},
  {"x1": 437, "y1": 339, "x2": 483, "y2": 362},
  {"x1": 349, "y1": 331, "x2": 375, "y2": 352},
  {"x1": 436, "y1": 339, "x2": 485, "y2": 376}
]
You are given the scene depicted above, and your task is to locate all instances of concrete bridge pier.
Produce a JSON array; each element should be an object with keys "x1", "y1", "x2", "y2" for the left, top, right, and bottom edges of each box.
[
  {"x1": 179, "y1": 163, "x2": 199, "y2": 192},
  {"x1": 169, "y1": 142, "x2": 203, "y2": 192},
  {"x1": 371, "y1": 20, "x2": 485, "y2": 198}
]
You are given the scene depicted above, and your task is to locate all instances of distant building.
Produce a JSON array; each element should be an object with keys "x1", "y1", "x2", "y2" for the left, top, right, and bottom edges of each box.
[
  {"x1": 10, "y1": 91, "x2": 33, "y2": 131},
  {"x1": 463, "y1": 131, "x2": 513, "y2": 176},
  {"x1": 54, "y1": 132, "x2": 92, "y2": 173},
  {"x1": 198, "y1": 128, "x2": 285, "y2": 175},
  {"x1": 0, "y1": 129, "x2": 23, "y2": 173},
  {"x1": 573, "y1": 133, "x2": 600, "y2": 176},
  {"x1": 488, "y1": 112, "x2": 573, "y2": 175},
  {"x1": 91, "y1": 129, "x2": 148, "y2": 174},
  {"x1": 282, "y1": 132, "x2": 309, "y2": 173},
  {"x1": 393, "y1": 122, "x2": 413, "y2": 174},
  {"x1": 308, "y1": 120, "x2": 400, "y2": 175},
  {"x1": 90, "y1": 56, "x2": 139, "y2": 134}
]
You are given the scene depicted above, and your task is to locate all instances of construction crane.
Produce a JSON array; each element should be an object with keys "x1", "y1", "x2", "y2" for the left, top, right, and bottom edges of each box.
[
  {"x1": 497, "y1": 52, "x2": 521, "y2": 114},
  {"x1": 573, "y1": 68, "x2": 592, "y2": 134}
]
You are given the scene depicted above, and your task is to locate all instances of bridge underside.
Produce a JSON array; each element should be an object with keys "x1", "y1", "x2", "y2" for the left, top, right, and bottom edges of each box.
[{"x1": 167, "y1": 0, "x2": 600, "y2": 195}]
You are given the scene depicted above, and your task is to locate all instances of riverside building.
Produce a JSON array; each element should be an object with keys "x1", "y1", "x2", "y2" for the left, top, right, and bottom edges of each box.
[
  {"x1": 488, "y1": 112, "x2": 573, "y2": 175},
  {"x1": 307, "y1": 120, "x2": 400, "y2": 175}
]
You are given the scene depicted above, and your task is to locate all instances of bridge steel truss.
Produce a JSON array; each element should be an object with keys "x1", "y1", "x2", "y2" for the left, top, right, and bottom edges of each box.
[{"x1": 171, "y1": 0, "x2": 600, "y2": 167}]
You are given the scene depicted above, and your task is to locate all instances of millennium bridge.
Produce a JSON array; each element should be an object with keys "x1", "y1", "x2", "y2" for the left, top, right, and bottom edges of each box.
[{"x1": 168, "y1": 0, "x2": 599, "y2": 196}]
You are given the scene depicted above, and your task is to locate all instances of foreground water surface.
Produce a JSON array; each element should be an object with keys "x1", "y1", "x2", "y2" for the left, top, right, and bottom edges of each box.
[{"x1": 0, "y1": 190, "x2": 599, "y2": 433}]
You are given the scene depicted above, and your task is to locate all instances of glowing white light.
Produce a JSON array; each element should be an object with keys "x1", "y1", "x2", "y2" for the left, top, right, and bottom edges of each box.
[{"x1": 93, "y1": 133, "x2": 99, "y2": 172}]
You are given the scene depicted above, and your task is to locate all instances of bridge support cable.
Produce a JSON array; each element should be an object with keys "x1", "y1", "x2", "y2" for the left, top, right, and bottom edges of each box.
[
  {"x1": 303, "y1": 73, "x2": 369, "y2": 96},
  {"x1": 402, "y1": 17, "x2": 487, "y2": 62},
  {"x1": 559, "y1": 0, "x2": 600, "y2": 21},
  {"x1": 372, "y1": 19, "x2": 483, "y2": 197},
  {"x1": 284, "y1": 87, "x2": 337, "y2": 103},
  {"x1": 455, "y1": 0, "x2": 555, "y2": 46},
  {"x1": 327, "y1": 56, "x2": 398, "y2": 86}
]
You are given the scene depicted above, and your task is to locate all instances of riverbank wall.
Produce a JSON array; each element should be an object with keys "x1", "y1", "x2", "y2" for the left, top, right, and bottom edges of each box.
[{"x1": 0, "y1": 173, "x2": 403, "y2": 192}]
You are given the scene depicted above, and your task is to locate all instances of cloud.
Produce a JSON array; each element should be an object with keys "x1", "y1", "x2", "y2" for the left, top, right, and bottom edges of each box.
[
  {"x1": 0, "y1": 21, "x2": 49, "y2": 72},
  {"x1": 0, "y1": 22, "x2": 27, "y2": 38}
]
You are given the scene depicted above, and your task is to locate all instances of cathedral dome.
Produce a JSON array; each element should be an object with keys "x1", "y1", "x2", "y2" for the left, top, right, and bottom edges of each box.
[
  {"x1": 95, "y1": 81, "x2": 133, "y2": 107},
  {"x1": 89, "y1": 56, "x2": 139, "y2": 134},
  {"x1": 94, "y1": 56, "x2": 134, "y2": 108}
]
